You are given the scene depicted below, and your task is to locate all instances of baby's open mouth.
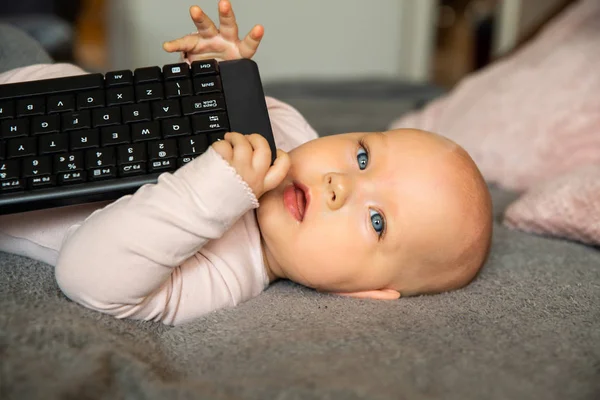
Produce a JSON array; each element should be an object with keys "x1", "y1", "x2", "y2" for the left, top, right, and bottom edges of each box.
[{"x1": 284, "y1": 182, "x2": 308, "y2": 222}]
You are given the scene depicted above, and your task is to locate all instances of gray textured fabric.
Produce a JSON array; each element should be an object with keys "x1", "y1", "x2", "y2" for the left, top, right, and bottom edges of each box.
[
  {"x1": 0, "y1": 23, "x2": 53, "y2": 74},
  {"x1": 1, "y1": 185, "x2": 599, "y2": 400}
]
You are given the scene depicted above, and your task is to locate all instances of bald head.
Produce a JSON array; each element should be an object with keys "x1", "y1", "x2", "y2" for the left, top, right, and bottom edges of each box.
[{"x1": 386, "y1": 129, "x2": 493, "y2": 296}]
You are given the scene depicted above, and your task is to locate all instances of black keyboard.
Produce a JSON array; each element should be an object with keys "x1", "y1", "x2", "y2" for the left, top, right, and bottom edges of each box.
[{"x1": 0, "y1": 59, "x2": 276, "y2": 215}]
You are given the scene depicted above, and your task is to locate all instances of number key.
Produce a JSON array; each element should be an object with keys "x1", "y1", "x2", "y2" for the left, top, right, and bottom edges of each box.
[
  {"x1": 178, "y1": 135, "x2": 208, "y2": 157},
  {"x1": 117, "y1": 143, "x2": 147, "y2": 165},
  {"x1": 22, "y1": 155, "x2": 52, "y2": 177},
  {"x1": 86, "y1": 147, "x2": 116, "y2": 169},
  {"x1": 54, "y1": 152, "x2": 84, "y2": 173},
  {"x1": 0, "y1": 159, "x2": 20, "y2": 180}
]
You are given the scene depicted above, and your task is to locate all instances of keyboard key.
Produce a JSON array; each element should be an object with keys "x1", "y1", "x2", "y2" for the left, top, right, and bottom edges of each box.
[
  {"x1": 54, "y1": 152, "x2": 84, "y2": 173},
  {"x1": 106, "y1": 86, "x2": 134, "y2": 106},
  {"x1": 106, "y1": 70, "x2": 133, "y2": 87},
  {"x1": 177, "y1": 156, "x2": 197, "y2": 167},
  {"x1": 152, "y1": 100, "x2": 181, "y2": 119},
  {"x1": 0, "y1": 101, "x2": 15, "y2": 119},
  {"x1": 47, "y1": 94, "x2": 75, "y2": 113},
  {"x1": 100, "y1": 125, "x2": 131, "y2": 146},
  {"x1": 0, "y1": 159, "x2": 21, "y2": 180},
  {"x1": 119, "y1": 162, "x2": 145, "y2": 177},
  {"x1": 0, "y1": 160, "x2": 25, "y2": 193},
  {"x1": 58, "y1": 170, "x2": 86, "y2": 185},
  {"x1": 178, "y1": 135, "x2": 208, "y2": 156},
  {"x1": 0, "y1": 142, "x2": 4, "y2": 159},
  {"x1": 88, "y1": 165, "x2": 117, "y2": 181},
  {"x1": 148, "y1": 139, "x2": 177, "y2": 160},
  {"x1": 86, "y1": 147, "x2": 116, "y2": 169},
  {"x1": 0, "y1": 177, "x2": 25, "y2": 192},
  {"x1": 131, "y1": 121, "x2": 161, "y2": 142},
  {"x1": 122, "y1": 103, "x2": 151, "y2": 124},
  {"x1": 28, "y1": 174, "x2": 55, "y2": 189},
  {"x1": 39, "y1": 133, "x2": 68, "y2": 155},
  {"x1": 16, "y1": 97, "x2": 45, "y2": 117},
  {"x1": 165, "y1": 80, "x2": 193, "y2": 98},
  {"x1": 118, "y1": 143, "x2": 147, "y2": 176},
  {"x1": 136, "y1": 83, "x2": 164, "y2": 102},
  {"x1": 22, "y1": 155, "x2": 52, "y2": 177},
  {"x1": 163, "y1": 63, "x2": 190, "y2": 80},
  {"x1": 77, "y1": 90, "x2": 105, "y2": 109},
  {"x1": 193, "y1": 76, "x2": 222, "y2": 94},
  {"x1": 162, "y1": 117, "x2": 192, "y2": 138},
  {"x1": 181, "y1": 94, "x2": 225, "y2": 115},
  {"x1": 31, "y1": 114, "x2": 60, "y2": 135},
  {"x1": 134, "y1": 66, "x2": 162, "y2": 84},
  {"x1": 191, "y1": 60, "x2": 218, "y2": 76},
  {"x1": 62, "y1": 110, "x2": 91, "y2": 131},
  {"x1": 7, "y1": 137, "x2": 37, "y2": 158},
  {"x1": 192, "y1": 112, "x2": 229, "y2": 134},
  {"x1": 1, "y1": 119, "x2": 29, "y2": 139},
  {"x1": 70, "y1": 128, "x2": 100, "y2": 150},
  {"x1": 92, "y1": 107, "x2": 121, "y2": 127},
  {"x1": 149, "y1": 158, "x2": 177, "y2": 172},
  {"x1": 118, "y1": 143, "x2": 146, "y2": 164}
]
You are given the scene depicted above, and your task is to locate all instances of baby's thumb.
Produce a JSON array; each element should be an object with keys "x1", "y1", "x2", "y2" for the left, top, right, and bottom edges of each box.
[{"x1": 262, "y1": 149, "x2": 290, "y2": 194}]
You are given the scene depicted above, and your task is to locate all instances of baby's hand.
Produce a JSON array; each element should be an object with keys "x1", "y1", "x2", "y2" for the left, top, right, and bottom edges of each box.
[
  {"x1": 212, "y1": 132, "x2": 290, "y2": 199},
  {"x1": 163, "y1": 0, "x2": 264, "y2": 62}
]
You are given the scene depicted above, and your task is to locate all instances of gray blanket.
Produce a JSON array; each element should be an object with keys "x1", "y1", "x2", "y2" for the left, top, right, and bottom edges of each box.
[
  {"x1": 1, "y1": 90, "x2": 599, "y2": 400},
  {"x1": 1, "y1": 186, "x2": 599, "y2": 400}
]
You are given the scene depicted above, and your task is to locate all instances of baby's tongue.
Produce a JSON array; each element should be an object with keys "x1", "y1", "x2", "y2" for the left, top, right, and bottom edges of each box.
[{"x1": 296, "y1": 186, "x2": 306, "y2": 219}]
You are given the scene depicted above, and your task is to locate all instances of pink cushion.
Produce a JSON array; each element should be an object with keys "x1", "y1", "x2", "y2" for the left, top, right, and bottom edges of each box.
[
  {"x1": 503, "y1": 165, "x2": 600, "y2": 246},
  {"x1": 389, "y1": 0, "x2": 600, "y2": 191}
]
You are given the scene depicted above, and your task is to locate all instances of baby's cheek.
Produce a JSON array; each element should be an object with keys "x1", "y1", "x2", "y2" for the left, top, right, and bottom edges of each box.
[{"x1": 299, "y1": 218, "x2": 358, "y2": 256}]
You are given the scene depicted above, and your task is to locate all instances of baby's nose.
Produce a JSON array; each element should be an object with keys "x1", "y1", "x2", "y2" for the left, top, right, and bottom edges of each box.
[{"x1": 324, "y1": 172, "x2": 352, "y2": 210}]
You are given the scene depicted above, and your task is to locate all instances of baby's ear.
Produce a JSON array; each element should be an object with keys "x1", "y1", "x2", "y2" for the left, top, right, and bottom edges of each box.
[{"x1": 332, "y1": 289, "x2": 400, "y2": 300}]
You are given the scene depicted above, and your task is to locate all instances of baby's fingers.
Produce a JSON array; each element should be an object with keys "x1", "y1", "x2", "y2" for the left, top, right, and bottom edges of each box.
[
  {"x1": 238, "y1": 25, "x2": 264, "y2": 59},
  {"x1": 245, "y1": 134, "x2": 271, "y2": 174},
  {"x1": 162, "y1": 35, "x2": 198, "y2": 53},
  {"x1": 189, "y1": 5, "x2": 218, "y2": 39},
  {"x1": 262, "y1": 150, "x2": 290, "y2": 194},
  {"x1": 218, "y1": 0, "x2": 239, "y2": 42},
  {"x1": 211, "y1": 138, "x2": 233, "y2": 163}
]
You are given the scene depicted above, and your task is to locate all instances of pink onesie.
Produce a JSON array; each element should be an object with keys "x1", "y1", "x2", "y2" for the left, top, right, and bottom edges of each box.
[{"x1": 0, "y1": 64, "x2": 319, "y2": 325}]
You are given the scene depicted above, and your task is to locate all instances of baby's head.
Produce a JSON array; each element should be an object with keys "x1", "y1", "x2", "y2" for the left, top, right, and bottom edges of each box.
[{"x1": 257, "y1": 129, "x2": 492, "y2": 299}]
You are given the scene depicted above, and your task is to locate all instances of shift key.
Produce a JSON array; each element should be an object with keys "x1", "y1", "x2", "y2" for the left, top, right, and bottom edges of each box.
[{"x1": 192, "y1": 112, "x2": 229, "y2": 134}]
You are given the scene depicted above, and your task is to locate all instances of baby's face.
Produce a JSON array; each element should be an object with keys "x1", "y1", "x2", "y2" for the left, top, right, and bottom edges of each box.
[{"x1": 257, "y1": 129, "x2": 491, "y2": 298}]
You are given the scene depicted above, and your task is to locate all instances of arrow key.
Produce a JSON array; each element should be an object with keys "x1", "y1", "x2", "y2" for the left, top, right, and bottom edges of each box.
[{"x1": 22, "y1": 155, "x2": 52, "y2": 177}]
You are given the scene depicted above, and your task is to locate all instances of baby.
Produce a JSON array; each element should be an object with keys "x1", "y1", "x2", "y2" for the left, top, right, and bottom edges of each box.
[{"x1": 0, "y1": 1, "x2": 492, "y2": 325}]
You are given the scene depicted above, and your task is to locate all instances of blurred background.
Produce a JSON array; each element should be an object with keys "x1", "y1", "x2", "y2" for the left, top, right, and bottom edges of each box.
[{"x1": 0, "y1": 0, "x2": 573, "y2": 89}]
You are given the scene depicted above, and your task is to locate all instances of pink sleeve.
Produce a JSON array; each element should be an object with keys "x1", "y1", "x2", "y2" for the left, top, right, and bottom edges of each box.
[
  {"x1": 55, "y1": 147, "x2": 259, "y2": 325},
  {"x1": 266, "y1": 96, "x2": 319, "y2": 152},
  {"x1": 0, "y1": 64, "x2": 87, "y2": 84}
]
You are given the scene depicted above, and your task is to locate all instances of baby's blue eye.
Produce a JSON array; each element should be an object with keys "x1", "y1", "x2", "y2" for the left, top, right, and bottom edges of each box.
[
  {"x1": 370, "y1": 209, "x2": 385, "y2": 236},
  {"x1": 357, "y1": 146, "x2": 368, "y2": 170}
]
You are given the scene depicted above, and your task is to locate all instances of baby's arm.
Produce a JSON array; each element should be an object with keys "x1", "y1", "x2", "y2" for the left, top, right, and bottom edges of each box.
[{"x1": 55, "y1": 137, "x2": 289, "y2": 325}]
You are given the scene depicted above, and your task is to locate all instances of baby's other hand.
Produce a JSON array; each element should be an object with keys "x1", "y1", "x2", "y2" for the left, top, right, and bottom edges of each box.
[
  {"x1": 212, "y1": 132, "x2": 290, "y2": 199},
  {"x1": 163, "y1": 0, "x2": 264, "y2": 62}
]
